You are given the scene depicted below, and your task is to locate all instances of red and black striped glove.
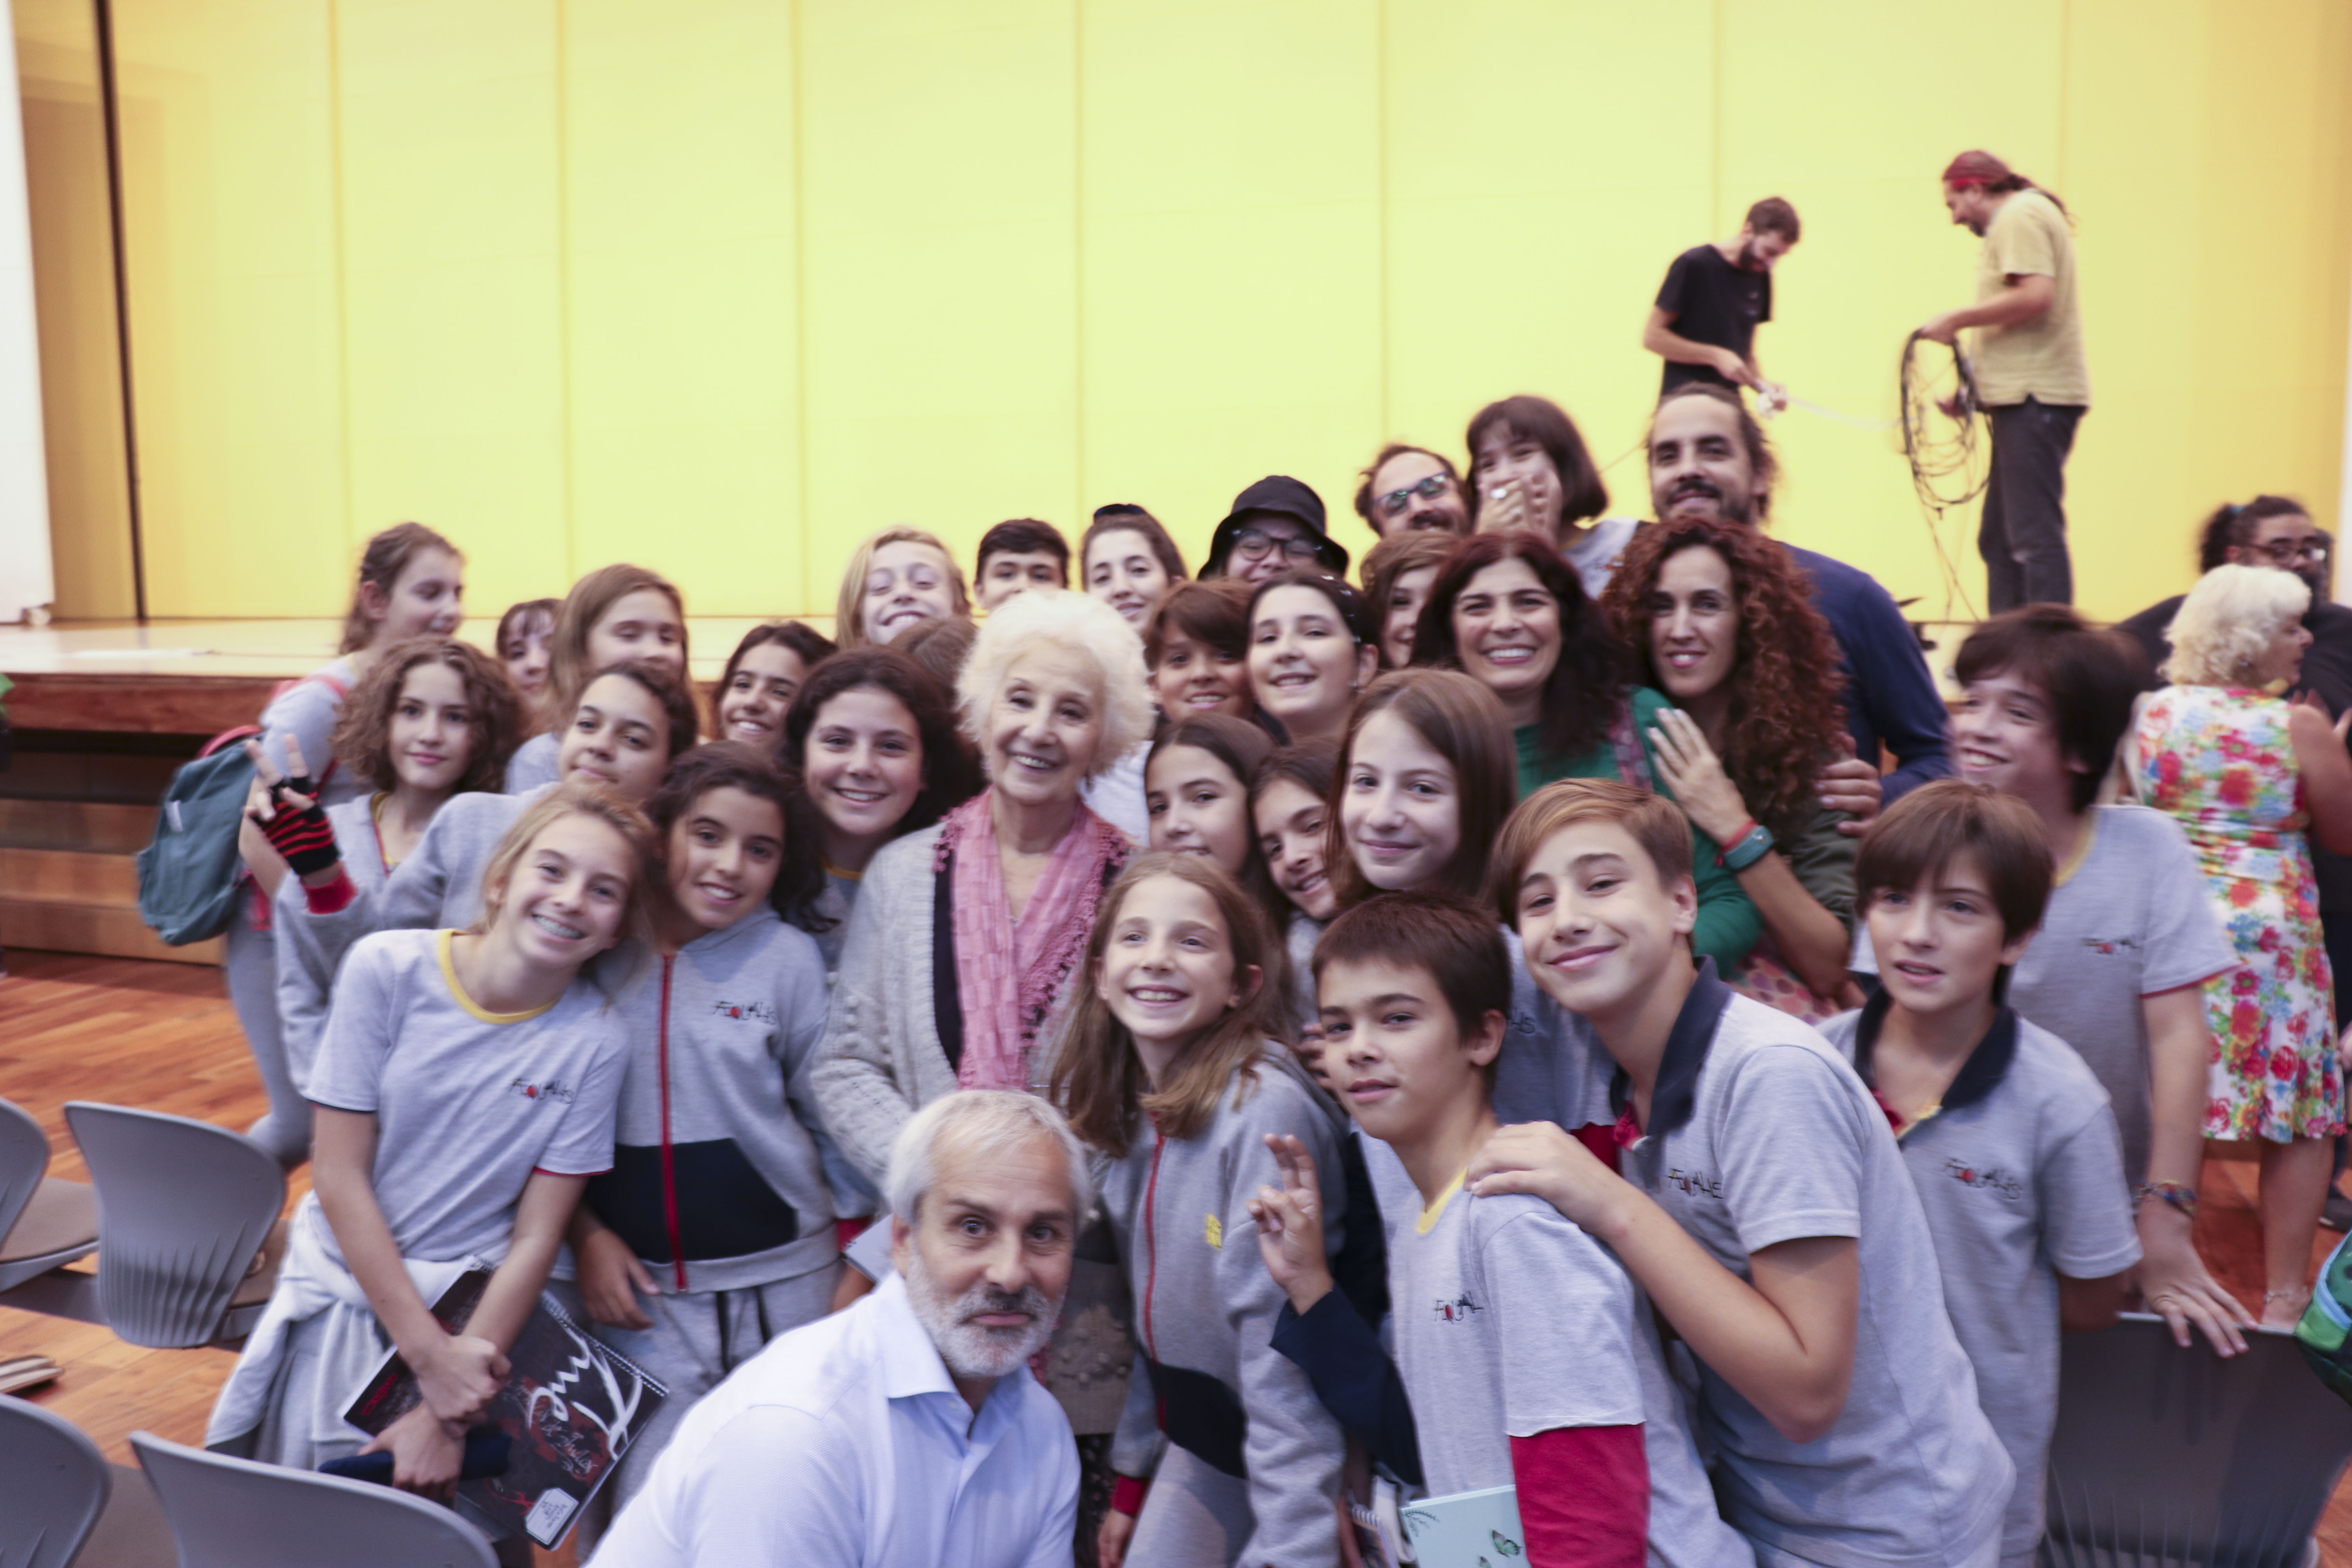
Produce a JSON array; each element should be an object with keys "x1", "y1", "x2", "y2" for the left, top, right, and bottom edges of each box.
[{"x1": 252, "y1": 779, "x2": 340, "y2": 878}]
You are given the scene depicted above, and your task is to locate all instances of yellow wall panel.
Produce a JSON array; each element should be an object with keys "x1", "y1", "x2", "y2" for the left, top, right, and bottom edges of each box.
[
  {"x1": 25, "y1": 0, "x2": 2352, "y2": 630},
  {"x1": 1079, "y1": 0, "x2": 1379, "y2": 562},
  {"x1": 14, "y1": 0, "x2": 134, "y2": 619},
  {"x1": 562, "y1": 2, "x2": 802, "y2": 614},
  {"x1": 112, "y1": 0, "x2": 345, "y2": 619},
  {"x1": 797, "y1": 0, "x2": 1078, "y2": 580}
]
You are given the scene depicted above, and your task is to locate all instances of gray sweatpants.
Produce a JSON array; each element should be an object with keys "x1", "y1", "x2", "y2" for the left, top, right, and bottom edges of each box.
[
  {"x1": 1128, "y1": 1442, "x2": 1253, "y2": 1568},
  {"x1": 554, "y1": 1264, "x2": 840, "y2": 1553},
  {"x1": 224, "y1": 898, "x2": 310, "y2": 1164}
]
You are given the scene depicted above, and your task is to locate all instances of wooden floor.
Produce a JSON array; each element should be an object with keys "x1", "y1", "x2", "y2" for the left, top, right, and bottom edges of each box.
[{"x1": 2, "y1": 947, "x2": 2350, "y2": 1564}]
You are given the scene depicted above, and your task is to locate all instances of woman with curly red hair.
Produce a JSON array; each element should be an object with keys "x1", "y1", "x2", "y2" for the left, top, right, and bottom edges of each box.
[{"x1": 1601, "y1": 517, "x2": 1869, "y2": 1016}]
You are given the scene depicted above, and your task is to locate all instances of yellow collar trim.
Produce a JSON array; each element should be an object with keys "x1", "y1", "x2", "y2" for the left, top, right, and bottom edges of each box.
[
  {"x1": 822, "y1": 862, "x2": 864, "y2": 883},
  {"x1": 2052, "y1": 812, "x2": 2098, "y2": 888},
  {"x1": 436, "y1": 929, "x2": 558, "y2": 1025},
  {"x1": 1416, "y1": 1168, "x2": 1468, "y2": 1235}
]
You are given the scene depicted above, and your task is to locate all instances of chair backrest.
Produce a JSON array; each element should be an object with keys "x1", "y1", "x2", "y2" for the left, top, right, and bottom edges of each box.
[
  {"x1": 2042, "y1": 1313, "x2": 2352, "y2": 1568},
  {"x1": 65, "y1": 1102, "x2": 285, "y2": 1348},
  {"x1": 0, "y1": 1394, "x2": 111, "y2": 1568},
  {"x1": 131, "y1": 1431, "x2": 496, "y2": 1568},
  {"x1": 0, "y1": 1097, "x2": 49, "y2": 1244}
]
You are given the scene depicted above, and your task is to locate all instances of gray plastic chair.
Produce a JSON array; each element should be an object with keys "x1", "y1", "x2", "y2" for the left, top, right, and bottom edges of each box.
[
  {"x1": 0, "y1": 1393, "x2": 111, "y2": 1568},
  {"x1": 0, "y1": 1097, "x2": 98, "y2": 1292},
  {"x1": 2040, "y1": 1313, "x2": 2352, "y2": 1567},
  {"x1": 130, "y1": 1431, "x2": 496, "y2": 1568},
  {"x1": 64, "y1": 1102, "x2": 286, "y2": 1348}
]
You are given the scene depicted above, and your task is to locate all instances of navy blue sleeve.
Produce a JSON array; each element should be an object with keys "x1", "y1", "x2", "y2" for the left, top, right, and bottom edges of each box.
[
  {"x1": 1795, "y1": 548, "x2": 1952, "y2": 802},
  {"x1": 1270, "y1": 1290, "x2": 1424, "y2": 1487}
]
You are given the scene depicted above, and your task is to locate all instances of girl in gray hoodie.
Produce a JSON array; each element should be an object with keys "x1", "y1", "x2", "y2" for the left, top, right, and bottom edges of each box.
[
  {"x1": 1049, "y1": 853, "x2": 1350, "y2": 1568},
  {"x1": 563, "y1": 744, "x2": 864, "y2": 1545}
]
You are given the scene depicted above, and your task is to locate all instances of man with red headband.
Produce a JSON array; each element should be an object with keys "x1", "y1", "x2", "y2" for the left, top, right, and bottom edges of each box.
[{"x1": 1920, "y1": 149, "x2": 2088, "y2": 613}]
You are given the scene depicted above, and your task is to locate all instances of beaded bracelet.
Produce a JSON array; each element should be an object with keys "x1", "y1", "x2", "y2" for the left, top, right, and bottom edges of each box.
[{"x1": 2134, "y1": 1180, "x2": 2199, "y2": 1223}]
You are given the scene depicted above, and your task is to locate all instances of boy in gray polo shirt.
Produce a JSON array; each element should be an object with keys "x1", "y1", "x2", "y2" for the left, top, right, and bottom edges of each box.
[
  {"x1": 1251, "y1": 893, "x2": 1749, "y2": 1566},
  {"x1": 1473, "y1": 780, "x2": 2012, "y2": 1568},
  {"x1": 1821, "y1": 782, "x2": 2139, "y2": 1568}
]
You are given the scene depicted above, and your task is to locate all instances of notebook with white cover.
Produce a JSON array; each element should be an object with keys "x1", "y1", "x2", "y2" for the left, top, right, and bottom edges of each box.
[{"x1": 1399, "y1": 1483, "x2": 1526, "y2": 1566}]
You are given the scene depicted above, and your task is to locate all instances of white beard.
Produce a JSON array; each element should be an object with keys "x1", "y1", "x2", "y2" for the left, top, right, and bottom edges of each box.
[{"x1": 902, "y1": 1245, "x2": 1061, "y2": 1382}]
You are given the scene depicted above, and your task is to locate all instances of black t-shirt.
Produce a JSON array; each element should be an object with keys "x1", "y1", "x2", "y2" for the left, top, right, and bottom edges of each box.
[{"x1": 1655, "y1": 244, "x2": 1771, "y2": 392}]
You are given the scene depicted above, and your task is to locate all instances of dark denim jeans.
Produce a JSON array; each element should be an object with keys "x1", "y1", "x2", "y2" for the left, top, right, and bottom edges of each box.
[{"x1": 1980, "y1": 396, "x2": 2086, "y2": 612}]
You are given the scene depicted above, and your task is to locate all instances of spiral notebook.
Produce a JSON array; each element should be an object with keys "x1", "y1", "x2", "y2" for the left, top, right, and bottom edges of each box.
[{"x1": 1399, "y1": 1483, "x2": 1528, "y2": 1566}]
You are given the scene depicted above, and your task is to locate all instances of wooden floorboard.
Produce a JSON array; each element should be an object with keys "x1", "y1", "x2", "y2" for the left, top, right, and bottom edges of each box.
[
  {"x1": 4, "y1": 946, "x2": 2350, "y2": 1564},
  {"x1": 0, "y1": 948, "x2": 576, "y2": 1566}
]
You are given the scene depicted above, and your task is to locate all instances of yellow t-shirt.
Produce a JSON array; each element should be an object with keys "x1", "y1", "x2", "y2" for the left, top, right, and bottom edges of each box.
[{"x1": 1971, "y1": 187, "x2": 2087, "y2": 408}]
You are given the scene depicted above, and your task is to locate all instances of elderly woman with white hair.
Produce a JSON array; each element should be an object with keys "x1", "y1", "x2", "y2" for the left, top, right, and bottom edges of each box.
[
  {"x1": 2138, "y1": 562, "x2": 2352, "y2": 1324},
  {"x1": 815, "y1": 588, "x2": 1155, "y2": 1170}
]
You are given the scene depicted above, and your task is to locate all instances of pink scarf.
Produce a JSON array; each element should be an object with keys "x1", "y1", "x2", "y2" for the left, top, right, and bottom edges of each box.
[{"x1": 936, "y1": 788, "x2": 1130, "y2": 1092}]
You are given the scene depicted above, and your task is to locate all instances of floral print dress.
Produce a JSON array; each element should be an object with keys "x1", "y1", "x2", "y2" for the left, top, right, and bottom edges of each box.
[{"x1": 2137, "y1": 686, "x2": 2344, "y2": 1142}]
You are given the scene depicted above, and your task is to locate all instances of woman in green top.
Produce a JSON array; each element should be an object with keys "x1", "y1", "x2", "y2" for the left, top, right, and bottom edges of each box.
[
  {"x1": 1411, "y1": 530, "x2": 1761, "y2": 970},
  {"x1": 1600, "y1": 517, "x2": 1875, "y2": 1018}
]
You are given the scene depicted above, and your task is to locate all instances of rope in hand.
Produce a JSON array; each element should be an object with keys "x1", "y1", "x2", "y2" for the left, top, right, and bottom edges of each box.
[{"x1": 1896, "y1": 330, "x2": 1988, "y2": 622}]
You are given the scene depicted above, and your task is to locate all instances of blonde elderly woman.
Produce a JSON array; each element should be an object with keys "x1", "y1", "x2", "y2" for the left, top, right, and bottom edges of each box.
[
  {"x1": 815, "y1": 588, "x2": 1154, "y2": 1181},
  {"x1": 2138, "y1": 562, "x2": 2352, "y2": 1323}
]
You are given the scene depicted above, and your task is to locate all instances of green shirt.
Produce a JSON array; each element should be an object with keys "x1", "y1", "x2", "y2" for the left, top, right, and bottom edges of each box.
[{"x1": 1514, "y1": 687, "x2": 1762, "y2": 970}]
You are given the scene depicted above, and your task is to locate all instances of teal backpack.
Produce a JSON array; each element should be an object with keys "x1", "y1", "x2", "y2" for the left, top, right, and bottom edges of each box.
[
  {"x1": 134, "y1": 725, "x2": 265, "y2": 945},
  {"x1": 2296, "y1": 1227, "x2": 2352, "y2": 1400},
  {"x1": 134, "y1": 672, "x2": 344, "y2": 946}
]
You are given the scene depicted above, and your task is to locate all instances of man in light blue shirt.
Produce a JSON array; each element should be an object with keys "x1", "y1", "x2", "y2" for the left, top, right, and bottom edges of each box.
[{"x1": 593, "y1": 1092, "x2": 1089, "y2": 1568}]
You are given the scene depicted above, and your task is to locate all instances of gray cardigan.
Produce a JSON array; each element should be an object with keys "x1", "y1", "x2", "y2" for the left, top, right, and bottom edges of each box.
[{"x1": 811, "y1": 824, "x2": 957, "y2": 1186}]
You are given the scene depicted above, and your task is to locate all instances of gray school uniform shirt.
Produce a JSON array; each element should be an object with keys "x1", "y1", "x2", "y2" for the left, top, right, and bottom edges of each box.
[
  {"x1": 505, "y1": 730, "x2": 562, "y2": 794},
  {"x1": 1102, "y1": 1047, "x2": 1348, "y2": 1565},
  {"x1": 307, "y1": 927, "x2": 629, "y2": 1266},
  {"x1": 1615, "y1": 965, "x2": 2012, "y2": 1568},
  {"x1": 256, "y1": 659, "x2": 362, "y2": 809},
  {"x1": 1394, "y1": 1180, "x2": 1752, "y2": 1568},
  {"x1": 1820, "y1": 1000, "x2": 2140, "y2": 1568},
  {"x1": 274, "y1": 786, "x2": 548, "y2": 1037},
  {"x1": 1850, "y1": 805, "x2": 2233, "y2": 1185},
  {"x1": 2005, "y1": 806, "x2": 2234, "y2": 1187},
  {"x1": 272, "y1": 795, "x2": 392, "y2": 1095}
]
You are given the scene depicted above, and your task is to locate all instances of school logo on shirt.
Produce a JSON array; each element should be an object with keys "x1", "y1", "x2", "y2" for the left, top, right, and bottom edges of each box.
[
  {"x1": 509, "y1": 1077, "x2": 577, "y2": 1105},
  {"x1": 1203, "y1": 1213, "x2": 1223, "y2": 1249},
  {"x1": 710, "y1": 998, "x2": 779, "y2": 1024},
  {"x1": 1433, "y1": 1292, "x2": 1484, "y2": 1324},
  {"x1": 1663, "y1": 1166, "x2": 1723, "y2": 1199},
  {"x1": 2077, "y1": 935, "x2": 2140, "y2": 958},
  {"x1": 1941, "y1": 1158, "x2": 2024, "y2": 1200}
]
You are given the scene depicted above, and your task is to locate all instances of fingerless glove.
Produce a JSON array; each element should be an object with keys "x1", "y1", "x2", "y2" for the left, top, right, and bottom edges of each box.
[{"x1": 254, "y1": 795, "x2": 340, "y2": 877}]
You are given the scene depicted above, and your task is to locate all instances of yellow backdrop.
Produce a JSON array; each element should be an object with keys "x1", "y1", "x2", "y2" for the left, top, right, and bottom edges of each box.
[{"x1": 20, "y1": 0, "x2": 2352, "y2": 629}]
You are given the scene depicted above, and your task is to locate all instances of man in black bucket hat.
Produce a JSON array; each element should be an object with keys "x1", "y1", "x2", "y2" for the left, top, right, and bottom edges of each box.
[{"x1": 1201, "y1": 475, "x2": 1349, "y2": 584}]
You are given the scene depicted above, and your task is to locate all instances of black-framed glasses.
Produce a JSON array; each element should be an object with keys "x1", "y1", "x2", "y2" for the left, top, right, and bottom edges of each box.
[
  {"x1": 1232, "y1": 529, "x2": 1323, "y2": 562},
  {"x1": 1377, "y1": 474, "x2": 1453, "y2": 516},
  {"x1": 2258, "y1": 536, "x2": 2329, "y2": 565}
]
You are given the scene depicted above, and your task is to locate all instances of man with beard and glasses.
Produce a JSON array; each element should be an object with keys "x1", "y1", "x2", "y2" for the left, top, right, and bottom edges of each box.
[
  {"x1": 1351, "y1": 443, "x2": 1471, "y2": 540},
  {"x1": 1919, "y1": 150, "x2": 2088, "y2": 612},
  {"x1": 1646, "y1": 382, "x2": 1953, "y2": 812},
  {"x1": 1643, "y1": 196, "x2": 1799, "y2": 405},
  {"x1": 593, "y1": 1092, "x2": 1088, "y2": 1568}
]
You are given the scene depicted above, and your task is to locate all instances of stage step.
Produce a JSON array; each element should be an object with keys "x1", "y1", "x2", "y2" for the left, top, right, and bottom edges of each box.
[
  {"x1": 0, "y1": 799, "x2": 154, "y2": 854},
  {"x1": 0, "y1": 814, "x2": 221, "y2": 968}
]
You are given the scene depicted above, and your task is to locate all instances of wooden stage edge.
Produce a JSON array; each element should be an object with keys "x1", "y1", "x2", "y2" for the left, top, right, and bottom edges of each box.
[{"x1": 1, "y1": 615, "x2": 843, "y2": 735}]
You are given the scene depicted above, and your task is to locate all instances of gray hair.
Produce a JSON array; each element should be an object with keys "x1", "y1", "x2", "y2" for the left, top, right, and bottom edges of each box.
[
  {"x1": 886, "y1": 1090, "x2": 1096, "y2": 1225},
  {"x1": 2162, "y1": 562, "x2": 2309, "y2": 686},
  {"x1": 955, "y1": 590, "x2": 1153, "y2": 779}
]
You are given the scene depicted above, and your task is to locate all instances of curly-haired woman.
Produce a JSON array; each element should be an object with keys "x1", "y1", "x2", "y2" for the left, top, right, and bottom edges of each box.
[
  {"x1": 1601, "y1": 517, "x2": 1870, "y2": 1016},
  {"x1": 2136, "y1": 563, "x2": 2352, "y2": 1323},
  {"x1": 1414, "y1": 530, "x2": 1760, "y2": 971}
]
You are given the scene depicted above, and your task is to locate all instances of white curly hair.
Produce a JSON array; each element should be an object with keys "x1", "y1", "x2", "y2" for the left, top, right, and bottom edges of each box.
[
  {"x1": 2162, "y1": 562, "x2": 2310, "y2": 686},
  {"x1": 955, "y1": 588, "x2": 1153, "y2": 779}
]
